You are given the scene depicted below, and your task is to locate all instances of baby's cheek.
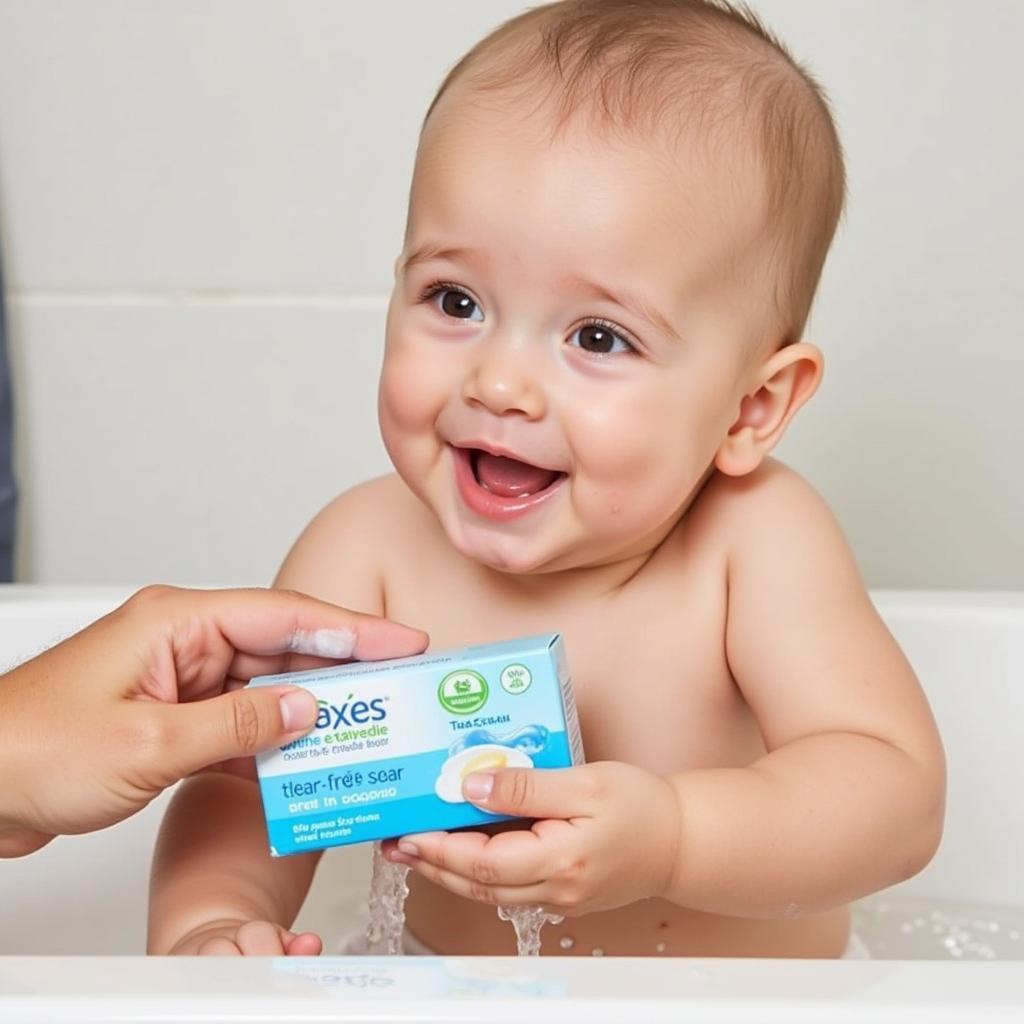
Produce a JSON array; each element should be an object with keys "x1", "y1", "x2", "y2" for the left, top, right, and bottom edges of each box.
[
  {"x1": 379, "y1": 350, "x2": 435, "y2": 432},
  {"x1": 571, "y1": 418, "x2": 700, "y2": 527}
]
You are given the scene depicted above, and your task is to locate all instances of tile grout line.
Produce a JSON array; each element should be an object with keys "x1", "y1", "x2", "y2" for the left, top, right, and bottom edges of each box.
[{"x1": 7, "y1": 290, "x2": 390, "y2": 309}]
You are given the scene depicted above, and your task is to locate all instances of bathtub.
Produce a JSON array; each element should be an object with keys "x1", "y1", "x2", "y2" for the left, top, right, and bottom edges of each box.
[{"x1": 0, "y1": 585, "x2": 1022, "y2": 1021}]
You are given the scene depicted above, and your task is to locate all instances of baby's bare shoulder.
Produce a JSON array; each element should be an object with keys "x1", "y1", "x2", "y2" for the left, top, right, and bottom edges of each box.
[
  {"x1": 275, "y1": 474, "x2": 429, "y2": 609},
  {"x1": 695, "y1": 458, "x2": 834, "y2": 541},
  {"x1": 306, "y1": 473, "x2": 432, "y2": 533}
]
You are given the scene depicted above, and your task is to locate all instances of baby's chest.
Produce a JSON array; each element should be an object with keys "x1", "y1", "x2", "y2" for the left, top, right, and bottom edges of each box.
[
  {"x1": 554, "y1": 629, "x2": 761, "y2": 773},
  {"x1": 386, "y1": 578, "x2": 762, "y2": 776}
]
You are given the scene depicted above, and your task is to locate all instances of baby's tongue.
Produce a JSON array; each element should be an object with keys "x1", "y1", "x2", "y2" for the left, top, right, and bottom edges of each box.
[{"x1": 474, "y1": 452, "x2": 558, "y2": 497}]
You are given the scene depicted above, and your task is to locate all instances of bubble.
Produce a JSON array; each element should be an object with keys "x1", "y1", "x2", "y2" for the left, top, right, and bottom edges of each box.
[
  {"x1": 591, "y1": 947, "x2": 605, "y2": 957},
  {"x1": 559, "y1": 935, "x2": 575, "y2": 950},
  {"x1": 655, "y1": 942, "x2": 667, "y2": 953}
]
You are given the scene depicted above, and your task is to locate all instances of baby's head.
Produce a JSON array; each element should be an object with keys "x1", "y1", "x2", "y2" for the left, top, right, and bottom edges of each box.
[{"x1": 379, "y1": 0, "x2": 845, "y2": 575}]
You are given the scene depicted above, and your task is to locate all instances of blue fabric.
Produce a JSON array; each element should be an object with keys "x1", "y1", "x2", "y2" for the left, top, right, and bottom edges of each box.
[{"x1": 0, "y1": 255, "x2": 16, "y2": 580}]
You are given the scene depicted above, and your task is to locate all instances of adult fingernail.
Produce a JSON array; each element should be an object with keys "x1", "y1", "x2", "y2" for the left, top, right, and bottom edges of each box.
[
  {"x1": 462, "y1": 772, "x2": 494, "y2": 802},
  {"x1": 397, "y1": 841, "x2": 420, "y2": 857},
  {"x1": 279, "y1": 689, "x2": 317, "y2": 731}
]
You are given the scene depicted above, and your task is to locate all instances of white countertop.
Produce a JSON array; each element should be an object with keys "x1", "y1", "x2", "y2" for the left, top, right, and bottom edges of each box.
[{"x1": 1, "y1": 956, "x2": 1023, "y2": 1023}]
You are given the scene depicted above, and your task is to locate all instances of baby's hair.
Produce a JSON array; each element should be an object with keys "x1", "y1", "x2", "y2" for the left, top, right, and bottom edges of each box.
[{"x1": 423, "y1": 0, "x2": 845, "y2": 345}]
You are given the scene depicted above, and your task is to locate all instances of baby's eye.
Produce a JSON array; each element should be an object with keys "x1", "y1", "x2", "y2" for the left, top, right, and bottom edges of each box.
[
  {"x1": 430, "y1": 286, "x2": 484, "y2": 322},
  {"x1": 569, "y1": 322, "x2": 635, "y2": 355}
]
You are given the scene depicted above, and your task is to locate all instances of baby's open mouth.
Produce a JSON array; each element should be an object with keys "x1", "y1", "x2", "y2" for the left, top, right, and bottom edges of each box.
[
  {"x1": 468, "y1": 448, "x2": 564, "y2": 498},
  {"x1": 450, "y1": 444, "x2": 566, "y2": 521}
]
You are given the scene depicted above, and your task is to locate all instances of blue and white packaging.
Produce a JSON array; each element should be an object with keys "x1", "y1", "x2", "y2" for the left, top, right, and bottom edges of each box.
[{"x1": 251, "y1": 634, "x2": 584, "y2": 856}]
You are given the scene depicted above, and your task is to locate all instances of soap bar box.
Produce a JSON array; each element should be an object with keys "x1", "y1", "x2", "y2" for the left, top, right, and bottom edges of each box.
[{"x1": 251, "y1": 634, "x2": 584, "y2": 856}]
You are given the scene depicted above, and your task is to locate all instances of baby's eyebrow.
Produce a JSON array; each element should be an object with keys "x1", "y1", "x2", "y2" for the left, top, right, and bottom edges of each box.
[
  {"x1": 560, "y1": 274, "x2": 680, "y2": 342},
  {"x1": 401, "y1": 243, "x2": 487, "y2": 276}
]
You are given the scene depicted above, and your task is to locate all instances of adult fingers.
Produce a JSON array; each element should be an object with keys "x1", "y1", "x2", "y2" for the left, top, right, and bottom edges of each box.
[
  {"x1": 200, "y1": 587, "x2": 429, "y2": 662},
  {"x1": 225, "y1": 652, "x2": 339, "y2": 686}
]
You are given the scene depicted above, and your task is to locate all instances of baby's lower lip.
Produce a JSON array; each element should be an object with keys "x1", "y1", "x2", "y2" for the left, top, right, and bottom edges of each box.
[{"x1": 450, "y1": 446, "x2": 566, "y2": 522}]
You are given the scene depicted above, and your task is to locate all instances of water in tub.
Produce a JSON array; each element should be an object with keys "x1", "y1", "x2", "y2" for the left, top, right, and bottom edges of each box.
[{"x1": 365, "y1": 725, "x2": 565, "y2": 956}]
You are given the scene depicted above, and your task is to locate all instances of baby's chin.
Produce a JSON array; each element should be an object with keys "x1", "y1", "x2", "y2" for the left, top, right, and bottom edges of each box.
[
  {"x1": 444, "y1": 520, "x2": 557, "y2": 576},
  {"x1": 442, "y1": 514, "x2": 633, "y2": 578}
]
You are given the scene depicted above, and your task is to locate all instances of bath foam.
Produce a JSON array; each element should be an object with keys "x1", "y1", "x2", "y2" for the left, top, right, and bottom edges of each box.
[{"x1": 251, "y1": 634, "x2": 584, "y2": 855}]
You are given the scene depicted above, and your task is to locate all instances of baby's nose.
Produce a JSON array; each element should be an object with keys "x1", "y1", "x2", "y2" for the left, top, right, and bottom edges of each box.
[{"x1": 462, "y1": 342, "x2": 547, "y2": 420}]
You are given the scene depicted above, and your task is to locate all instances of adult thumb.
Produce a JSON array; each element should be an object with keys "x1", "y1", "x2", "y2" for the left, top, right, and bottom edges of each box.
[{"x1": 155, "y1": 686, "x2": 317, "y2": 781}]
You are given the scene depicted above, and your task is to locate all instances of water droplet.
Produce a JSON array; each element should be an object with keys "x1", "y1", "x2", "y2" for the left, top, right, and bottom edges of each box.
[
  {"x1": 559, "y1": 935, "x2": 575, "y2": 950},
  {"x1": 591, "y1": 947, "x2": 605, "y2": 957},
  {"x1": 655, "y1": 942, "x2": 667, "y2": 953}
]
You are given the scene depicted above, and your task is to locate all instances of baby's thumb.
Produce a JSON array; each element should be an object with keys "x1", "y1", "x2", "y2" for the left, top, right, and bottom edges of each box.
[
  {"x1": 158, "y1": 686, "x2": 317, "y2": 780},
  {"x1": 462, "y1": 766, "x2": 584, "y2": 820}
]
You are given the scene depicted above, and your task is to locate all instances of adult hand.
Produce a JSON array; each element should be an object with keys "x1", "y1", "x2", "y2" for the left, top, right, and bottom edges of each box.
[
  {"x1": 382, "y1": 761, "x2": 680, "y2": 916},
  {"x1": 0, "y1": 585, "x2": 427, "y2": 857}
]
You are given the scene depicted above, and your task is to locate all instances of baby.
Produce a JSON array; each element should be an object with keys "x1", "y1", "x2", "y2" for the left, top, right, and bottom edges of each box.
[{"x1": 148, "y1": 0, "x2": 945, "y2": 958}]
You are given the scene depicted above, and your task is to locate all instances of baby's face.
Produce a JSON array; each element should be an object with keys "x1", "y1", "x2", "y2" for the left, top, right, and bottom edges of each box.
[{"x1": 380, "y1": 92, "x2": 774, "y2": 575}]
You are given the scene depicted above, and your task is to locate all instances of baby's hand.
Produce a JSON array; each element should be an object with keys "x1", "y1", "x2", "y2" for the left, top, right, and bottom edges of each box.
[
  {"x1": 168, "y1": 919, "x2": 323, "y2": 956},
  {"x1": 383, "y1": 762, "x2": 681, "y2": 916}
]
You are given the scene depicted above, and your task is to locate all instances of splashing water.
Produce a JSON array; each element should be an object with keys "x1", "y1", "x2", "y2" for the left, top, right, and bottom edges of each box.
[
  {"x1": 364, "y1": 843, "x2": 410, "y2": 954},
  {"x1": 364, "y1": 846, "x2": 564, "y2": 957},
  {"x1": 853, "y1": 895, "x2": 1024, "y2": 960},
  {"x1": 497, "y1": 905, "x2": 565, "y2": 956}
]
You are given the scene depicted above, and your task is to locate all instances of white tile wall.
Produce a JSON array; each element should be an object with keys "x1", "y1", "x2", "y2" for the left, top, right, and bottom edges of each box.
[
  {"x1": 1, "y1": 0, "x2": 1022, "y2": 587},
  {"x1": 0, "y1": 0, "x2": 525, "y2": 291},
  {"x1": 9, "y1": 300, "x2": 393, "y2": 583}
]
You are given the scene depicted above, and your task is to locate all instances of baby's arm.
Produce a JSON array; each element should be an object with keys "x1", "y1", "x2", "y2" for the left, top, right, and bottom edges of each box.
[
  {"x1": 148, "y1": 773, "x2": 324, "y2": 954},
  {"x1": 387, "y1": 464, "x2": 945, "y2": 919},
  {"x1": 658, "y1": 463, "x2": 946, "y2": 916},
  {"x1": 148, "y1": 483, "x2": 392, "y2": 954}
]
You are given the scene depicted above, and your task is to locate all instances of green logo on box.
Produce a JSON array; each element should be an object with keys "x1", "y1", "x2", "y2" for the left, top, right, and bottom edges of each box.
[
  {"x1": 438, "y1": 669, "x2": 489, "y2": 714},
  {"x1": 500, "y1": 663, "x2": 532, "y2": 694}
]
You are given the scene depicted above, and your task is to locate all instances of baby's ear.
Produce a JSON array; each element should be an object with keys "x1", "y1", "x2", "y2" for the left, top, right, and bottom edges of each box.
[{"x1": 714, "y1": 342, "x2": 823, "y2": 477}]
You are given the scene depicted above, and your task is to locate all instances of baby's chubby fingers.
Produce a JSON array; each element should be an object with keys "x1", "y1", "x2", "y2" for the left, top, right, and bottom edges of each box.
[
  {"x1": 386, "y1": 826, "x2": 563, "y2": 888},
  {"x1": 385, "y1": 833, "x2": 554, "y2": 908},
  {"x1": 192, "y1": 921, "x2": 323, "y2": 956},
  {"x1": 234, "y1": 920, "x2": 293, "y2": 956},
  {"x1": 283, "y1": 930, "x2": 323, "y2": 956},
  {"x1": 195, "y1": 935, "x2": 244, "y2": 956}
]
